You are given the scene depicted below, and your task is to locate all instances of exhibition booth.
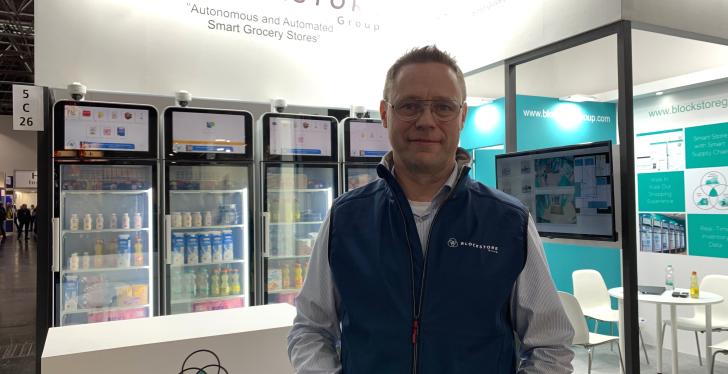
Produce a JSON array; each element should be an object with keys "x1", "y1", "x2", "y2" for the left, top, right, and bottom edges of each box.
[{"x1": 31, "y1": 0, "x2": 728, "y2": 373}]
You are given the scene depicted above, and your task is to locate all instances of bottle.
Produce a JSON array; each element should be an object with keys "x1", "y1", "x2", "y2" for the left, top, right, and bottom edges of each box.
[
  {"x1": 106, "y1": 241, "x2": 118, "y2": 268},
  {"x1": 192, "y1": 212, "x2": 202, "y2": 227},
  {"x1": 210, "y1": 269, "x2": 221, "y2": 297},
  {"x1": 204, "y1": 211, "x2": 213, "y2": 227},
  {"x1": 109, "y1": 213, "x2": 118, "y2": 229},
  {"x1": 281, "y1": 264, "x2": 291, "y2": 289},
  {"x1": 94, "y1": 240, "x2": 104, "y2": 268},
  {"x1": 690, "y1": 271, "x2": 699, "y2": 299},
  {"x1": 133, "y1": 235, "x2": 144, "y2": 266},
  {"x1": 83, "y1": 213, "x2": 93, "y2": 231},
  {"x1": 121, "y1": 213, "x2": 130, "y2": 229},
  {"x1": 69, "y1": 253, "x2": 79, "y2": 271},
  {"x1": 95, "y1": 213, "x2": 104, "y2": 230},
  {"x1": 665, "y1": 265, "x2": 674, "y2": 291},
  {"x1": 294, "y1": 262, "x2": 303, "y2": 289},
  {"x1": 220, "y1": 269, "x2": 230, "y2": 296},
  {"x1": 231, "y1": 269, "x2": 241, "y2": 294},
  {"x1": 117, "y1": 234, "x2": 131, "y2": 267},
  {"x1": 133, "y1": 212, "x2": 143, "y2": 229},
  {"x1": 197, "y1": 269, "x2": 209, "y2": 298},
  {"x1": 81, "y1": 252, "x2": 91, "y2": 270},
  {"x1": 171, "y1": 269, "x2": 183, "y2": 300},
  {"x1": 70, "y1": 214, "x2": 80, "y2": 231}
]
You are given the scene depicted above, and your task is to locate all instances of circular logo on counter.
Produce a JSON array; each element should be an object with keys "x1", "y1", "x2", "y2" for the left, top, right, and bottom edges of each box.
[{"x1": 179, "y1": 349, "x2": 229, "y2": 374}]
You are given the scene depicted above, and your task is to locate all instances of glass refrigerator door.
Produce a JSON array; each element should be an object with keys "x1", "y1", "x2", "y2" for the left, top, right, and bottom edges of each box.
[
  {"x1": 167, "y1": 164, "x2": 250, "y2": 314},
  {"x1": 58, "y1": 164, "x2": 154, "y2": 326},
  {"x1": 345, "y1": 165, "x2": 379, "y2": 192},
  {"x1": 264, "y1": 164, "x2": 336, "y2": 305}
]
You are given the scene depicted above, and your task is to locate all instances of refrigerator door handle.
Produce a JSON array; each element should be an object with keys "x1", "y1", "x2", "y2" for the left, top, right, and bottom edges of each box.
[
  {"x1": 165, "y1": 214, "x2": 172, "y2": 265},
  {"x1": 262, "y1": 211, "x2": 270, "y2": 258},
  {"x1": 52, "y1": 217, "x2": 60, "y2": 272}
]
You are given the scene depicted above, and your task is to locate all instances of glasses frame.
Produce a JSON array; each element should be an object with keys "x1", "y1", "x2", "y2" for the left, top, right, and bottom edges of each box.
[{"x1": 385, "y1": 99, "x2": 465, "y2": 122}]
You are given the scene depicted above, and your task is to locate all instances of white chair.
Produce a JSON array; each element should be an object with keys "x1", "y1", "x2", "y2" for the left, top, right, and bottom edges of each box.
[
  {"x1": 662, "y1": 274, "x2": 728, "y2": 366},
  {"x1": 558, "y1": 291, "x2": 625, "y2": 374},
  {"x1": 573, "y1": 269, "x2": 650, "y2": 363},
  {"x1": 710, "y1": 339, "x2": 728, "y2": 374}
]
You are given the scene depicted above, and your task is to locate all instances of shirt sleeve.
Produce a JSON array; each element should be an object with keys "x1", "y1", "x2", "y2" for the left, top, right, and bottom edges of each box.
[
  {"x1": 513, "y1": 215, "x2": 575, "y2": 374},
  {"x1": 287, "y1": 212, "x2": 342, "y2": 374}
]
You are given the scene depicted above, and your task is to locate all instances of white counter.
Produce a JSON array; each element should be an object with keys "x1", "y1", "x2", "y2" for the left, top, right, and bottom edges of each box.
[{"x1": 42, "y1": 304, "x2": 296, "y2": 374}]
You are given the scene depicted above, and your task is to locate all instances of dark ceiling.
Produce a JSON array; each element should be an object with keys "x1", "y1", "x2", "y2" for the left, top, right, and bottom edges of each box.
[{"x1": 0, "y1": 0, "x2": 33, "y2": 116}]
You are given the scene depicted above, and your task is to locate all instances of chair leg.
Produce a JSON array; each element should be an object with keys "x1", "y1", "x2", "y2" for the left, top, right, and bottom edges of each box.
[
  {"x1": 616, "y1": 342, "x2": 626, "y2": 374},
  {"x1": 587, "y1": 347, "x2": 593, "y2": 374},
  {"x1": 639, "y1": 326, "x2": 650, "y2": 365},
  {"x1": 711, "y1": 350, "x2": 727, "y2": 374},
  {"x1": 695, "y1": 331, "x2": 703, "y2": 366},
  {"x1": 661, "y1": 321, "x2": 667, "y2": 348},
  {"x1": 610, "y1": 322, "x2": 614, "y2": 351}
]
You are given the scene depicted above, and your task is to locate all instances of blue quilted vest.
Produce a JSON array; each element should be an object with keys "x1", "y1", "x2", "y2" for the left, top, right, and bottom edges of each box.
[{"x1": 329, "y1": 164, "x2": 529, "y2": 374}]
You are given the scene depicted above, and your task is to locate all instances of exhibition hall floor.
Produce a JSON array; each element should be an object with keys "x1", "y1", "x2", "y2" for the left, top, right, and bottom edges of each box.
[
  {"x1": 572, "y1": 342, "x2": 728, "y2": 373},
  {"x1": 0, "y1": 234, "x2": 36, "y2": 374}
]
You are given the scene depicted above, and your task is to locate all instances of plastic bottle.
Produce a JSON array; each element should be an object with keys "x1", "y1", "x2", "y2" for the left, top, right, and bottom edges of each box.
[
  {"x1": 109, "y1": 213, "x2": 118, "y2": 229},
  {"x1": 81, "y1": 252, "x2": 91, "y2": 270},
  {"x1": 133, "y1": 235, "x2": 144, "y2": 266},
  {"x1": 69, "y1": 253, "x2": 79, "y2": 271},
  {"x1": 294, "y1": 263, "x2": 303, "y2": 289},
  {"x1": 281, "y1": 264, "x2": 291, "y2": 289},
  {"x1": 70, "y1": 214, "x2": 80, "y2": 231},
  {"x1": 220, "y1": 269, "x2": 230, "y2": 296},
  {"x1": 83, "y1": 214, "x2": 93, "y2": 231},
  {"x1": 133, "y1": 212, "x2": 143, "y2": 229},
  {"x1": 210, "y1": 269, "x2": 221, "y2": 297},
  {"x1": 665, "y1": 265, "x2": 674, "y2": 291},
  {"x1": 121, "y1": 213, "x2": 130, "y2": 229},
  {"x1": 94, "y1": 240, "x2": 104, "y2": 268},
  {"x1": 231, "y1": 269, "x2": 241, "y2": 294},
  {"x1": 197, "y1": 269, "x2": 209, "y2": 298},
  {"x1": 690, "y1": 271, "x2": 699, "y2": 299},
  {"x1": 95, "y1": 213, "x2": 104, "y2": 230}
]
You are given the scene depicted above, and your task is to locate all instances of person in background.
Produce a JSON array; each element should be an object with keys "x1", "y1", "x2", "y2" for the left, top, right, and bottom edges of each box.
[
  {"x1": 16, "y1": 204, "x2": 31, "y2": 240},
  {"x1": 30, "y1": 204, "x2": 37, "y2": 234},
  {"x1": 0, "y1": 204, "x2": 6, "y2": 240},
  {"x1": 288, "y1": 46, "x2": 574, "y2": 373}
]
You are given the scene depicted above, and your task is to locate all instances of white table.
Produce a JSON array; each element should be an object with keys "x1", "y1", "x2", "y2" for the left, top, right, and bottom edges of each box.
[{"x1": 608, "y1": 287, "x2": 724, "y2": 374}]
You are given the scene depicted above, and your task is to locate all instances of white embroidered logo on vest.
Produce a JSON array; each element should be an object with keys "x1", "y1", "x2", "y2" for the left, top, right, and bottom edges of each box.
[{"x1": 447, "y1": 238, "x2": 499, "y2": 253}]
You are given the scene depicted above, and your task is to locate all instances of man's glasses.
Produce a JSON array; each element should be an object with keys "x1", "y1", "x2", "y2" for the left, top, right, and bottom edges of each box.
[{"x1": 386, "y1": 99, "x2": 463, "y2": 122}]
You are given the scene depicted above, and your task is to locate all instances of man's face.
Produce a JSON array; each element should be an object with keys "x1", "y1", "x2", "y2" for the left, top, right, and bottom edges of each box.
[{"x1": 380, "y1": 63, "x2": 467, "y2": 175}]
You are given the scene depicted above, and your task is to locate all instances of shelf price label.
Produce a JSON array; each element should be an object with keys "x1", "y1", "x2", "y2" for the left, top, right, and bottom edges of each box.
[{"x1": 12, "y1": 84, "x2": 44, "y2": 131}]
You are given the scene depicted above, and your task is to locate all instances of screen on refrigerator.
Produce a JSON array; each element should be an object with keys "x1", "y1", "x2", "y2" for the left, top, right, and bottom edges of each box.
[
  {"x1": 171, "y1": 111, "x2": 246, "y2": 154},
  {"x1": 63, "y1": 105, "x2": 150, "y2": 151},
  {"x1": 495, "y1": 141, "x2": 616, "y2": 241},
  {"x1": 269, "y1": 117, "x2": 332, "y2": 156},
  {"x1": 349, "y1": 120, "x2": 390, "y2": 158}
]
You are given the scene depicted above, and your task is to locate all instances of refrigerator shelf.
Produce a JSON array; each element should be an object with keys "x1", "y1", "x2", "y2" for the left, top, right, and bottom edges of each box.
[
  {"x1": 169, "y1": 189, "x2": 245, "y2": 194},
  {"x1": 269, "y1": 221, "x2": 324, "y2": 226},
  {"x1": 62, "y1": 190, "x2": 152, "y2": 195},
  {"x1": 170, "y1": 294, "x2": 244, "y2": 304},
  {"x1": 171, "y1": 224, "x2": 244, "y2": 231},
  {"x1": 61, "y1": 304, "x2": 150, "y2": 315},
  {"x1": 62, "y1": 265, "x2": 149, "y2": 274},
  {"x1": 268, "y1": 188, "x2": 331, "y2": 193},
  {"x1": 267, "y1": 255, "x2": 310, "y2": 260},
  {"x1": 267, "y1": 288, "x2": 302, "y2": 295},
  {"x1": 63, "y1": 228, "x2": 150, "y2": 235},
  {"x1": 170, "y1": 260, "x2": 244, "y2": 268}
]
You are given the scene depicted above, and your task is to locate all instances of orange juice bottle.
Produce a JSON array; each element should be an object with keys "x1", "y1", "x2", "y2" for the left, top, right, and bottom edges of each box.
[
  {"x1": 690, "y1": 271, "x2": 699, "y2": 299},
  {"x1": 294, "y1": 263, "x2": 303, "y2": 289}
]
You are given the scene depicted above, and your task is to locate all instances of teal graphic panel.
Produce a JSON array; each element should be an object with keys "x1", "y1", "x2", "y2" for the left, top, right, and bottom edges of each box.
[
  {"x1": 687, "y1": 214, "x2": 728, "y2": 258},
  {"x1": 685, "y1": 122, "x2": 728, "y2": 169},
  {"x1": 460, "y1": 99, "x2": 505, "y2": 150},
  {"x1": 472, "y1": 147, "x2": 504, "y2": 188},
  {"x1": 637, "y1": 172, "x2": 686, "y2": 212}
]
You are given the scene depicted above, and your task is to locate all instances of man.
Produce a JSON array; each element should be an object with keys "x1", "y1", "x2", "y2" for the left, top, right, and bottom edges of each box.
[
  {"x1": 288, "y1": 46, "x2": 574, "y2": 373},
  {"x1": 16, "y1": 204, "x2": 31, "y2": 240},
  {"x1": 30, "y1": 204, "x2": 37, "y2": 234},
  {"x1": 0, "y1": 204, "x2": 6, "y2": 240}
]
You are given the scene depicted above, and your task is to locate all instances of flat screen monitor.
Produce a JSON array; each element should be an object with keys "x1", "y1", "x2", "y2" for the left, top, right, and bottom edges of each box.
[
  {"x1": 164, "y1": 107, "x2": 253, "y2": 161},
  {"x1": 54, "y1": 101, "x2": 157, "y2": 158},
  {"x1": 495, "y1": 141, "x2": 616, "y2": 241},
  {"x1": 262, "y1": 113, "x2": 338, "y2": 162},
  {"x1": 343, "y1": 118, "x2": 390, "y2": 162}
]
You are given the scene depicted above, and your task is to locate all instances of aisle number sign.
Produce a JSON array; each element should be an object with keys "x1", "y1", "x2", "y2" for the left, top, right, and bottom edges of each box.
[{"x1": 12, "y1": 84, "x2": 44, "y2": 131}]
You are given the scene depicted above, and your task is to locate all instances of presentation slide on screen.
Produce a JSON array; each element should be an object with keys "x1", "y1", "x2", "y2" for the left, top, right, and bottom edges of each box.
[
  {"x1": 497, "y1": 145, "x2": 614, "y2": 237},
  {"x1": 269, "y1": 117, "x2": 331, "y2": 157},
  {"x1": 635, "y1": 129, "x2": 685, "y2": 172},
  {"x1": 349, "y1": 121, "x2": 390, "y2": 158},
  {"x1": 172, "y1": 111, "x2": 246, "y2": 154},
  {"x1": 64, "y1": 105, "x2": 149, "y2": 151}
]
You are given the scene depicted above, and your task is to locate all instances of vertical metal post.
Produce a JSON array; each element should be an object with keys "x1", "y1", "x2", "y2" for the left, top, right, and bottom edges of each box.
[
  {"x1": 617, "y1": 20, "x2": 640, "y2": 374},
  {"x1": 505, "y1": 64, "x2": 517, "y2": 153}
]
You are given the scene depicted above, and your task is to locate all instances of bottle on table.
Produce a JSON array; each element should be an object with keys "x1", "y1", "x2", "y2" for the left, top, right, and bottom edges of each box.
[
  {"x1": 665, "y1": 265, "x2": 674, "y2": 291},
  {"x1": 690, "y1": 271, "x2": 699, "y2": 299}
]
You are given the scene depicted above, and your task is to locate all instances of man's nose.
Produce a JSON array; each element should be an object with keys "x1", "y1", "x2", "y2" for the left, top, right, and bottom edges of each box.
[{"x1": 414, "y1": 104, "x2": 437, "y2": 128}]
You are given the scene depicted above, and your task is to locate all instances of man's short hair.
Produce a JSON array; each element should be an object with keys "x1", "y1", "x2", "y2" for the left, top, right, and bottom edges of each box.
[{"x1": 383, "y1": 45, "x2": 467, "y2": 101}]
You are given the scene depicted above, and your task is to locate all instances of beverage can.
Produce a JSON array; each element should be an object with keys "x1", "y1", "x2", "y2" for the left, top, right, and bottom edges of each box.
[
  {"x1": 222, "y1": 230, "x2": 234, "y2": 261},
  {"x1": 192, "y1": 212, "x2": 203, "y2": 227},
  {"x1": 70, "y1": 214, "x2": 80, "y2": 231},
  {"x1": 117, "y1": 234, "x2": 131, "y2": 267},
  {"x1": 95, "y1": 213, "x2": 104, "y2": 230},
  {"x1": 211, "y1": 231, "x2": 223, "y2": 263},
  {"x1": 185, "y1": 233, "x2": 199, "y2": 265},
  {"x1": 198, "y1": 233, "x2": 212, "y2": 264},
  {"x1": 172, "y1": 233, "x2": 185, "y2": 266},
  {"x1": 171, "y1": 212, "x2": 182, "y2": 228},
  {"x1": 182, "y1": 212, "x2": 192, "y2": 228}
]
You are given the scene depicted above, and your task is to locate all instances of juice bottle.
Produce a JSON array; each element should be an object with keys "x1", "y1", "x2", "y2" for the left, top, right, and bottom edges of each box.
[
  {"x1": 109, "y1": 213, "x2": 118, "y2": 229},
  {"x1": 94, "y1": 240, "x2": 104, "y2": 268},
  {"x1": 294, "y1": 263, "x2": 303, "y2": 289},
  {"x1": 210, "y1": 269, "x2": 220, "y2": 297},
  {"x1": 133, "y1": 235, "x2": 144, "y2": 266},
  {"x1": 690, "y1": 271, "x2": 699, "y2": 299},
  {"x1": 70, "y1": 214, "x2": 80, "y2": 231},
  {"x1": 95, "y1": 213, "x2": 104, "y2": 230},
  {"x1": 281, "y1": 264, "x2": 291, "y2": 289},
  {"x1": 220, "y1": 269, "x2": 230, "y2": 296},
  {"x1": 83, "y1": 214, "x2": 93, "y2": 231},
  {"x1": 133, "y1": 212, "x2": 143, "y2": 229},
  {"x1": 197, "y1": 269, "x2": 209, "y2": 298},
  {"x1": 231, "y1": 269, "x2": 241, "y2": 294},
  {"x1": 121, "y1": 213, "x2": 130, "y2": 229}
]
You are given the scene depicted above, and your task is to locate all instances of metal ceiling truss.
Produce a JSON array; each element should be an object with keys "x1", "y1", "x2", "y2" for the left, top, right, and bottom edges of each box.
[{"x1": 0, "y1": 0, "x2": 34, "y2": 115}]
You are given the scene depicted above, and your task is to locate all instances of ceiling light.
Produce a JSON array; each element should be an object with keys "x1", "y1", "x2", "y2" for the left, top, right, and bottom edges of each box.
[
  {"x1": 656, "y1": 91, "x2": 664, "y2": 96},
  {"x1": 559, "y1": 95, "x2": 598, "y2": 103}
]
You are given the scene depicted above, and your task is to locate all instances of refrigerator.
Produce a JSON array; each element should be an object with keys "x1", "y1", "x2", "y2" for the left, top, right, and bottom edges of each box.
[
  {"x1": 260, "y1": 113, "x2": 339, "y2": 305},
  {"x1": 342, "y1": 117, "x2": 390, "y2": 192},
  {"x1": 52, "y1": 101, "x2": 159, "y2": 326},
  {"x1": 162, "y1": 107, "x2": 254, "y2": 315}
]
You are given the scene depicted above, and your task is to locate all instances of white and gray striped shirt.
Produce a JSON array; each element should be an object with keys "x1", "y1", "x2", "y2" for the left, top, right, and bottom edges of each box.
[{"x1": 288, "y1": 161, "x2": 575, "y2": 373}]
